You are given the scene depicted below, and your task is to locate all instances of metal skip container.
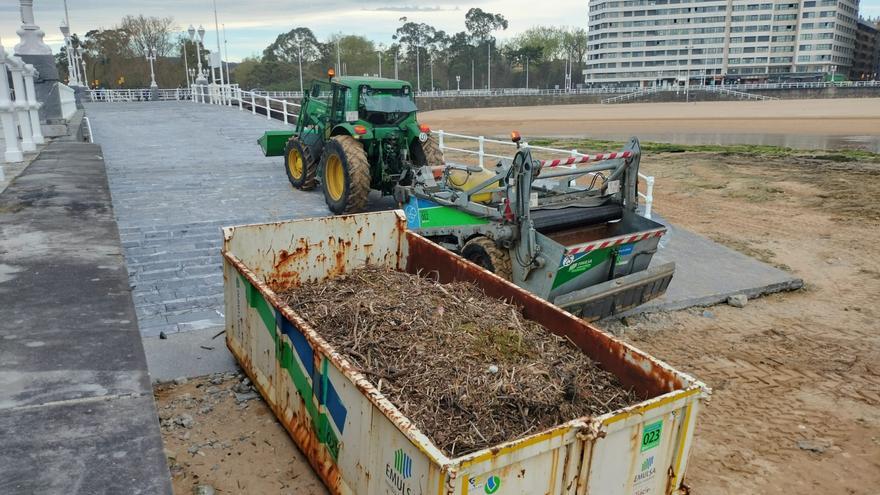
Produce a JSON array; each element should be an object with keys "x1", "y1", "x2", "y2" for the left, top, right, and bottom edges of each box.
[{"x1": 222, "y1": 210, "x2": 709, "y2": 495}]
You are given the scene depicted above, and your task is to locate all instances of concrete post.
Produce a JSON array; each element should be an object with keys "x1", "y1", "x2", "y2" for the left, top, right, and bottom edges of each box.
[
  {"x1": 8, "y1": 59, "x2": 36, "y2": 152},
  {"x1": 478, "y1": 136, "x2": 485, "y2": 168},
  {"x1": 23, "y1": 64, "x2": 44, "y2": 144},
  {"x1": 0, "y1": 48, "x2": 25, "y2": 163}
]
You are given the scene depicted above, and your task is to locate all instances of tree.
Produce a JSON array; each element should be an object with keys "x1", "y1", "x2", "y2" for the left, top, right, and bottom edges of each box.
[
  {"x1": 263, "y1": 27, "x2": 322, "y2": 64},
  {"x1": 393, "y1": 18, "x2": 444, "y2": 91},
  {"x1": 119, "y1": 15, "x2": 175, "y2": 56},
  {"x1": 464, "y1": 8, "x2": 509, "y2": 42},
  {"x1": 323, "y1": 34, "x2": 377, "y2": 77},
  {"x1": 464, "y1": 8, "x2": 508, "y2": 89},
  {"x1": 563, "y1": 28, "x2": 589, "y2": 86}
]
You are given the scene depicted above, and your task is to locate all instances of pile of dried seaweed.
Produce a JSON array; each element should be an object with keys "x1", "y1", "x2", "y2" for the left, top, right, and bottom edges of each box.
[{"x1": 277, "y1": 266, "x2": 638, "y2": 457}]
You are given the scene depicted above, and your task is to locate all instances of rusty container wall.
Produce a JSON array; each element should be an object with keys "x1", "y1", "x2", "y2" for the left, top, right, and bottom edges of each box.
[{"x1": 222, "y1": 210, "x2": 709, "y2": 495}]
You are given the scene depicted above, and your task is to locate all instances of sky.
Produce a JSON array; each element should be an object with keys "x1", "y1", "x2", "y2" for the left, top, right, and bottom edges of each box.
[{"x1": 2, "y1": 0, "x2": 879, "y2": 62}]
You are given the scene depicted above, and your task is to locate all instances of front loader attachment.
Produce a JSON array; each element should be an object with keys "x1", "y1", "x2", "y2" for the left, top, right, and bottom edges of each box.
[{"x1": 258, "y1": 130, "x2": 295, "y2": 157}]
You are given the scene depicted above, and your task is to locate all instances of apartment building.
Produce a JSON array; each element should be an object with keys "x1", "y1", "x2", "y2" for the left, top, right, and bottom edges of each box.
[
  {"x1": 584, "y1": 0, "x2": 861, "y2": 87},
  {"x1": 850, "y1": 19, "x2": 879, "y2": 79}
]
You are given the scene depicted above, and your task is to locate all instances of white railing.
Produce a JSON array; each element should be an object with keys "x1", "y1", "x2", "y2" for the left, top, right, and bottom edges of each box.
[
  {"x1": 601, "y1": 87, "x2": 664, "y2": 104},
  {"x1": 702, "y1": 86, "x2": 777, "y2": 100},
  {"x1": 58, "y1": 83, "x2": 77, "y2": 120},
  {"x1": 85, "y1": 88, "x2": 193, "y2": 102},
  {"x1": 601, "y1": 85, "x2": 777, "y2": 103},
  {"x1": 251, "y1": 90, "x2": 304, "y2": 99},
  {"x1": 1, "y1": 42, "x2": 44, "y2": 166},
  {"x1": 82, "y1": 80, "x2": 880, "y2": 105},
  {"x1": 433, "y1": 130, "x2": 656, "y2": 219},
  {"x1": 227, "y1": 85, "x2": 301, "y2": 125}
]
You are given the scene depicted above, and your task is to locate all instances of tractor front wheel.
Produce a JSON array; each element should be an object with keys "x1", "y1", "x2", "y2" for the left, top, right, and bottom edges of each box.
[
  {"x1": 284, "y1": 137, "x2": 317, "y2": 190},
  {"x1": 320, "y1": 135, "x2": 371, "y2": 215},
  {"x1": 462, "y1": 237, "x2": 512, "y2": 281}
]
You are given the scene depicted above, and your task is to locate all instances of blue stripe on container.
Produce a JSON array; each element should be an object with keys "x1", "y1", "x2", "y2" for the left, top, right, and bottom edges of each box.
[
  {"x1": 323, "y1": 378, "x2": 348, "y2": 432},
  {"x1": 278, "y1": 315, "x2": 314, "y2": 379}
]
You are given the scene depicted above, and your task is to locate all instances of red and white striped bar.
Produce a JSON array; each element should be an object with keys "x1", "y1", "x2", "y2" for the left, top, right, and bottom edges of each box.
[
  {"x1": 539, "y1": 150, "x2": 634, "y2": 169},
  {"x1": 565, "y1": 229, "x2": 665, "y2": 256}
]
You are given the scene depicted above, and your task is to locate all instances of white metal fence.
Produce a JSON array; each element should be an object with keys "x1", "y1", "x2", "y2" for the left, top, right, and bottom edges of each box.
[
  {"x1": 85, "y1": 88, "x2": 193, "y2": 102},
  {"x1": 83, "y1": 79, "x2": 880, "y2": 104},
  {"x1": 601, "y1": 85, "x2": 778, "y2": 104}
]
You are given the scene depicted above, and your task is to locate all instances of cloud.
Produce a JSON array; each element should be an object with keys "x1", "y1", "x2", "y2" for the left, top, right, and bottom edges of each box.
[{"x1": 365, "y1": 6, "x2": 462, "y2": 12}]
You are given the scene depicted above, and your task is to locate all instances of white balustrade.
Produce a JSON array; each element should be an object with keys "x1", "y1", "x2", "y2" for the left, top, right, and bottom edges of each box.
[
  {"x1": 23, "y1": 64, "x2": 44, "y2": 144},
  {"x1": 0, "y1": 44, "x2": 24, "y2": 164},
  {"x1": 6, "y1": 56, "x2": 36, "y2": 152}
]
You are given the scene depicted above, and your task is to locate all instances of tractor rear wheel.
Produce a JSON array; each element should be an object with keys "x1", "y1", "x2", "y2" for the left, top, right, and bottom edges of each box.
[
  {"x1": 462, "y1": 237, "x2": 512, "y2": 281},
  {"x1": 320, "y1": 135, "x2": 371, "y2": 215},
  {"x1": 284, "y1": 137, "x2": 317, "y2": 190},
  {"x1": 411, "y1": 135, "x2": 444, "y2": 168}
]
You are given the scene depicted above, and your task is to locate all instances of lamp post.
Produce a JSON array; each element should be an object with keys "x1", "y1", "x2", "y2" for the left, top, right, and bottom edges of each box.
[
  {"x1": 456, "y1": 75, "x2": 461, "y2": 92},
  {"x1": 146, "y1": 48, "x2": 157, "y2": 88},
  {"x1": 223, "y1": 23, "x2": 231, "y2": 86},
  {"x1": 297, "y1": 42, "x2": 304, "y2": 92},
  {"x1": 59, "y1": 21, "x2": 79, "y2": 86},
  {"x1": 377, "y1": 51, "x2": 382, "y2": 78},
  {"x1": 188, "y1": 24, "x2": 208, "y2": 102},
  {"x1": 182, "y1": 40, "x2": 190, "y2": 86},
  {"x1": 415, "y1": 45, "x2": 421, "y2": 93}
]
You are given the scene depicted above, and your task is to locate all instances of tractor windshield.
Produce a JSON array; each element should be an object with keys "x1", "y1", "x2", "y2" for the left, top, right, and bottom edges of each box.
[{"x1": 359, "y1": 86, "x2": 417, "y2": 124}]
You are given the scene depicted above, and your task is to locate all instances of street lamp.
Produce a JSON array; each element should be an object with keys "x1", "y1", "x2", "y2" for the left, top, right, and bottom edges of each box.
[
  {"x1": 59, "y1": 20, "x2": 80, "y2": 86},
  {"x1": 456, "y1": 75, "x2": 461, "y2": 92},
  {"x1": 146, "y1": 47, "x2": 158, "y2": 88},
  {"x1": 188, "y1": 24, "x2": 208, "y2": 85},
  {"x1": 377, "y1": 51, "x2": 382, "y2": 78}
]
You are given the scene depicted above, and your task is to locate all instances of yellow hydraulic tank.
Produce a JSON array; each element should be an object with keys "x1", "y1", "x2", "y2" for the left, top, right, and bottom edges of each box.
[{"x1": 446, "y1": 167, "x2": 498, "y2": 203}]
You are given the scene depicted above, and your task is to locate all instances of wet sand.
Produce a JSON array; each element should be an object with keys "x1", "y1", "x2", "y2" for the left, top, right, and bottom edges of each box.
[{"x1": 422, "y1": 98, "x2": 880, "y2": 152}]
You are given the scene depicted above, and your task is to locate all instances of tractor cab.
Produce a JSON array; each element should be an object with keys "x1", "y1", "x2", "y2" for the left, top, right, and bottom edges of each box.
[{"x1": 260, "y1": 72, "x2": 445, "y2": 216}]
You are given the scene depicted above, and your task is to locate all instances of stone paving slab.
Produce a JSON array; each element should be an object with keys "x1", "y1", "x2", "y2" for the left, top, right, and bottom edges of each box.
[
  {"x1": 0, "y1": 141, "x2": 171, "y2": 493},
  {"x1": 619, "y1": 214, "x2": 803, "y2": 316}
]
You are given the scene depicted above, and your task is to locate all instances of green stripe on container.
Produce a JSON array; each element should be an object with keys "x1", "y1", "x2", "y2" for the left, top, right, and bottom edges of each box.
[{"x1": 238, "y1": 275, "x2": 339, "y2": 459}]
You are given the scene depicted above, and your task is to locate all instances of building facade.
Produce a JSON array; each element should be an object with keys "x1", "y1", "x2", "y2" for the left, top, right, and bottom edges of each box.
[
  {"x1": 850, "y1": 19, "x2": 879, "y2": 79},
  {"x1": 584, "y1": 0, "x2": 861, "y2": 87}
]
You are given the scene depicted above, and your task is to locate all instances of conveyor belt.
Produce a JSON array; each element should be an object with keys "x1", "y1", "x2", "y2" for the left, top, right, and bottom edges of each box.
[{"x1": 531, "y1": 204, "x2": 624, "y2": 234}]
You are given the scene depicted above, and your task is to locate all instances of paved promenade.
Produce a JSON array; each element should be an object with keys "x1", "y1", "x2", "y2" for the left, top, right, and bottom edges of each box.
[
  {"x1": 0, "y1": 141, "x2": 171, "y2": 494},
  {"x1": 86, "y1": 102, "x2": 328, "y2": 341}
]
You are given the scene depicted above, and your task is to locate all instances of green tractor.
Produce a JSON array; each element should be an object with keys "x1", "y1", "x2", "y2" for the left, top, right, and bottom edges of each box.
[{"x1": 259, "y1": 71, "x2": 444, "y2": 214}]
